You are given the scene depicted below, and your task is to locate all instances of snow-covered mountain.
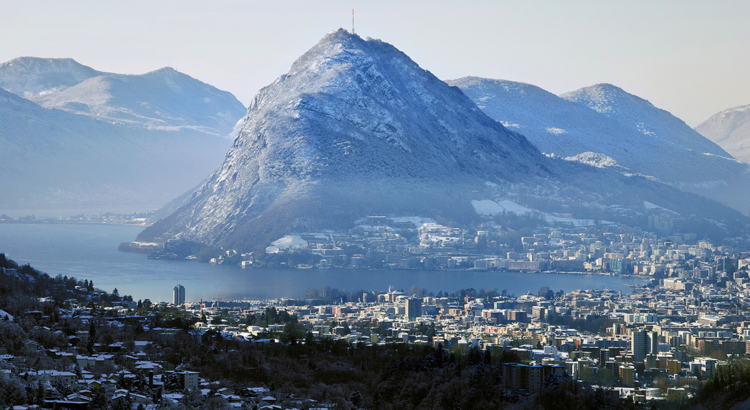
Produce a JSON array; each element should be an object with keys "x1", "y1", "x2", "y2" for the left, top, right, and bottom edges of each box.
[
  {"x1": 0, "y1": 57, "x2": 246, "y2": 137},
  {"x1": 136, "y1": 30, "x2": 550, "y2": 251},
  {"x1": 0, "y1": 58, "x2": 247, "y2": 209},
  {"x1": 695, "y1": 104, "x2": 750, "y2": 164},
  {"x1": 0, "y1": 57, "x2": 100, "y2": 96},
  {"x1": 450, "y1": 77, "x2": 750, "y2": 213},
  {"x1": 0, "y1": 87, "x2": 233, "y2": 209},
  {"x1": 561, "y1": 84, "x2": 727, "y2": 156},
  {"x1": 135, "y1": 30, "x2": 746, "y2": 254}
]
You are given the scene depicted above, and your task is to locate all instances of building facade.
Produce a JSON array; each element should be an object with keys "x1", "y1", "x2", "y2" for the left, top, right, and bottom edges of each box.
[{"x1": 173, "y1": 284, "x2": 185, "y2": 306}]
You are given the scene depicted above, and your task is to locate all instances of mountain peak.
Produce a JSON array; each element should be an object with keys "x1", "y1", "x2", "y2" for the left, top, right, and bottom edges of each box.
[
  {"x1": 583, "y1": 83, "x2": 623, "y2": 91},
  {"x1": 242, "y1": 30, "x2": 544, "y2": 179},
  {"x1": 696, "y1": 103, "x2": 750, "y2": 163},
  {"x1": 287, "y1": 29, "x2": 387, "y2": 75},
  {"x1": 144, "y1": 66, "x2": 180, "y2": 77},
  {"x1": 562, "y1": 82, "x2": 732, "y2": 159},
  {"x1": 322, "y1": 28, "x2": 361, "y2": 42},
  {"x1": 136, "y1": 31, "x2": 547, "y2": 252},
  {"x1": 3, "y1": 56, "x2": 89, "y2": 70},
  {"x1": 0, "y1": 57, "x2": 101, "y2": 96},
  {"x1": 561, "y1": 83, "x2": 651, "y2": 115}
]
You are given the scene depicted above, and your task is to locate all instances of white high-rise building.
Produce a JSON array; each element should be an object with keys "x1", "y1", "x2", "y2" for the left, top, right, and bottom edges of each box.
[
  {"x1": 173, "y1": 284, "x2": 185, "y2": 306},
  {"x1": 649, "y1": 331, "x2": 659, "y2": 354}
]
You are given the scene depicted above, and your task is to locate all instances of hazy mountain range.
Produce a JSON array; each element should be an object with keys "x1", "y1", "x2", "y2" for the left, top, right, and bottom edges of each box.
[
  {"x1": 448, "y1": 77, "x2": 750, "y2": 213},
  {"x1": 0, "y1": 57, "x2": 244, "y2": 136},
  {"x1": 0, "y1": 57, "x2": 245, "y2": 209},
  {"x1": 134, "y1": 30, "x2": 748, "y2": 254},
  {"x1": 696, "y1": 104, "x2": 750, "y2": 165},
  {"x1": 3, "y1": 31, "x2": 749, "y2": 254}
]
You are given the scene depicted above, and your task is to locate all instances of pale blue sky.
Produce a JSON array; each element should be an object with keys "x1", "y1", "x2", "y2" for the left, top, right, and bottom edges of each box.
[{"x1": 2, "y1": 0, "x2": 748, "y2": 126}]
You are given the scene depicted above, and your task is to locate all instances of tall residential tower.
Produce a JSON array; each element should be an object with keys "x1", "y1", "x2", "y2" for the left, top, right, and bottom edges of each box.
[{"x1": 173, "y1": 284, "x2": 185, "y2": 306}]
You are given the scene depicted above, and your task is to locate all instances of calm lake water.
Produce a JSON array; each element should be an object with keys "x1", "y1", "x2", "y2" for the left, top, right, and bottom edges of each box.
[{"x1": 0, "y1": 224, "x2": 645, "y2": 303}]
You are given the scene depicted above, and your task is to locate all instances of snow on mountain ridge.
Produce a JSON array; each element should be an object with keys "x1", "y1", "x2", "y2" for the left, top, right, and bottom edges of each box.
[
  {"x1": 0, "y1": 87, "x2": 232, "y2": 209},
  {"x1": 561, "y1": 83, "x2": 729, "y2": 157},
  {"x1": 696, "y1": 103, "x2": 750, "y2": 165},
  {"x1": 0, "y1": 57, "x2": 101, "y2": 96},
  {"x1": 450, "y1": 77, "x2": 750, "y2": 213},
  {"x1": 0, "y1": 57, "x2": 246, "y2": 137},
  {"x1": 0, "y1": 58, "x2": 246, "y2": 209},
  {"x1": 564, "y1": 152, "x2": 624, "y2": 170}
]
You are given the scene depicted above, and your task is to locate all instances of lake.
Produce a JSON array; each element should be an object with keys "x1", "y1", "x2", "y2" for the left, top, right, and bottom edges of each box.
[{"x1": 0, "y1": 223, "x2": 646, "y2": 303}]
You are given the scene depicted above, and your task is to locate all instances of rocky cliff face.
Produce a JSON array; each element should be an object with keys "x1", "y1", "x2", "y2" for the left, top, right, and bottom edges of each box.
[{"x1": 137, "y1": 30, "x2": 550, "y2": 251}]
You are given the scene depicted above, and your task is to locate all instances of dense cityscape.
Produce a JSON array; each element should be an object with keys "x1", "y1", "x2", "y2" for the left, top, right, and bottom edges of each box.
[
  {"x1": 4, "y1": 213, "x2": 750, "y2": 409},
  {"x1": 200, "y1": 211, "x2": 734, "y2": 278}
]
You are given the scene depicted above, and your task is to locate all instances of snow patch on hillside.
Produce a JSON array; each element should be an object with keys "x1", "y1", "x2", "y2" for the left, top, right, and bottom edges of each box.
[
  {"x1": 564, "y1": 152, "x2": 622, "y2": 169},
  {"x1": 472, "y1": 199, "x2": 613, "y2": 226},
  {"x1": 471, "y1": 199, "x2": 532, "y2": 216},
  {"x1": 265, "y1": 235, "x2": 308, "y2": 254},
  {"x1": 546, "y1": 127, "x2": 566, "y2": 135},
  {"x1": 544, "y1": 215, "x2": 614, "y2": 227},
  {"x1": 471, "y1": 200, "x2": 503, "y2": 215},
  {"x1": 644, "y1": 201, "x2": 678, "y2": 215},
  {"x1": 391, "y1": 216, "x2": 436, "y2": 227},
  {"x1": 0, "y1": 309, "x2": 13, "y2": 321}
]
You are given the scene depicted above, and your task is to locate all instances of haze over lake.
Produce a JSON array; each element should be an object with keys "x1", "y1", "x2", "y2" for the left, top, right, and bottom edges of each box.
[{"x1": 0, "y1": 224, "x2": 645, "y2": 303}]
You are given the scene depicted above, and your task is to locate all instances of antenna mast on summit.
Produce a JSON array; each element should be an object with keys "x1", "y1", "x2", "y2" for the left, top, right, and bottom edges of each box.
[{"x1": 352, "y1": 9, "x2": 355, "y2": 34}]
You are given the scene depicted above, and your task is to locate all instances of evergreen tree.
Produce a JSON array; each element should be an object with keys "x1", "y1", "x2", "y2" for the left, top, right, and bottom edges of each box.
[{"x1": 90, "y1": 387, "x2": 109, "y2": 410}]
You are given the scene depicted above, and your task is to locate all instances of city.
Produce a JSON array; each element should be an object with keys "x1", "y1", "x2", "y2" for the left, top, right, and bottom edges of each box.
[{"x1": 4, "y1": 222, "x2": 750, "y2": 408}]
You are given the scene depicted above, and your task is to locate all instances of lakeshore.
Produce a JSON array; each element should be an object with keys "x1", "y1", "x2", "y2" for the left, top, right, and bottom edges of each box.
[{"x1": 0, "y1": 223, "x2": 645, "y2": 303}]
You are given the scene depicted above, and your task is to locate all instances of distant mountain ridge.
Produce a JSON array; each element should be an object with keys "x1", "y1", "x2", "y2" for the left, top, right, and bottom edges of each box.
[
  {"x1": 0, "y1": 57, "x2": 246, "y2": 209},
  {"x1": 561, "y1": 83, "x2": 728, "y2": 156},
  {"x1": 0, "y1": 57, "x2": 245, "y2": 137},
  {"x1": 135, "y1": 30, "x2": 748, "y2": 255},
  {"x1": 449, "y1": 77, "x2": 750, "y2": 213},
  {"x1": 0, "y1": 87, "x2": 233, "y2": 209},
  {"x1": 696, "y1": 104, "x2": 750, "y2": 165},
  {"x1": 0, "y1": 57, "x2": 100, "y2": 96}
]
